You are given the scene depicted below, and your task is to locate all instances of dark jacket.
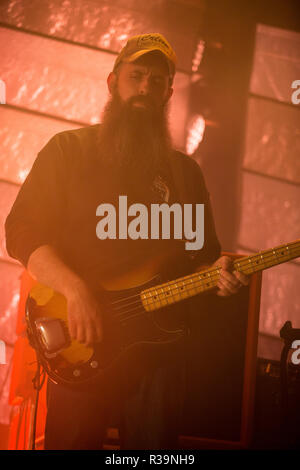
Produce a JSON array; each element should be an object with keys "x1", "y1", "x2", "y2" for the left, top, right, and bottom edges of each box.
[{"x1": 5, "y1": 124, "x2": 221, "y2": 287}]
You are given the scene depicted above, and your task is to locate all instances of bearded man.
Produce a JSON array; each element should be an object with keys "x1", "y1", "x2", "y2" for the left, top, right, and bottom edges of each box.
[{"x1": 5, "y1": 33, "x2": 248, "y2": 450}]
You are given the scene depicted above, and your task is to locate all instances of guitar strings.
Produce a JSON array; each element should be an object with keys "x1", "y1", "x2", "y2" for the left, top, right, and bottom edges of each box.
[
  {"x1": 108, "y1": 268, "x2": 220, "y2": 312},
  {"x1": 110, "y1": 244, "x2": 300, "y2": 311},
  {"x1": 109, "y1": 245, "x2": 300, "y2": 322},
  {"x1": 110, "y1": 262, "x2": 300, "y2": 325},
  {"x1": 111, "y1": 250, "x2": 300, "y2": 325},
  {"x1": 110, "y1": 245, "x2": 300, "y2": 319},
  {"x1": 112, "y1": 249, "x2": 300, "y2": 323},
  {"x1": 109, "y1": 242, "x2": 300, "y2": 311},
  {"x1": 112, "y1": 269, "x2": 220, "y2": 317},
  {"x1": 110, "y1": 267, "x2": 224, "y2": 322},
  {"x1": 112, "y1": 252, "x2": 260, "y2": 322}
]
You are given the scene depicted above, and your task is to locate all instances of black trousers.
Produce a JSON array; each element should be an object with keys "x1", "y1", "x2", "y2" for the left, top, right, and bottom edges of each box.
[{"x1": 44, "y1": 344, "x2": 186, "y2": 450}]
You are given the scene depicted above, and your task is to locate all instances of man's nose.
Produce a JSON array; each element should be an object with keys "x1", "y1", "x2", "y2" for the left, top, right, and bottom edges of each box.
[{"x1": 138, "y1": 76, "x2": 150, "y2": 95}]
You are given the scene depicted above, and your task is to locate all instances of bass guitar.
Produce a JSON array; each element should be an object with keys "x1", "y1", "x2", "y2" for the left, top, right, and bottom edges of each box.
[{"x1": 26, "y1": 239, "x2": 300, "y2": 385}]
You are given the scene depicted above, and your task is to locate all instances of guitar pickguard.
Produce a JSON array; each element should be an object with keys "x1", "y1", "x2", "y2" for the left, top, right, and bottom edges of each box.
[{"x1": 26, "y1": 275, "x2": 186, "y2": 386}]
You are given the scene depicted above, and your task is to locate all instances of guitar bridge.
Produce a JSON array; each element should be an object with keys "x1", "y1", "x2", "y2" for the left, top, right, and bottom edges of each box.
[{"x1": 34, "y1": 317, "x2": 71, "y2": 355}]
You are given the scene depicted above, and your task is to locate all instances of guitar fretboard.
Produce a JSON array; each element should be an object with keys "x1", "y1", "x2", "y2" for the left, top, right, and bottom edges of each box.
[{"x1": 141, "y1": 240, "x2": 300, "y2": 312}]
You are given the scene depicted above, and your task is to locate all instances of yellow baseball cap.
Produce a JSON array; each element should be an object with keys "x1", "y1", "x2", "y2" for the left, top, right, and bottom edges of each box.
[{"x1": 113, "y1": 33, "x2": 177, "y2": 80}]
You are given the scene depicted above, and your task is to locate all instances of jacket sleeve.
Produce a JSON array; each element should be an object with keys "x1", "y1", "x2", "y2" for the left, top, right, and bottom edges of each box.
[
  {"x1": 5, "y1": 135, "x2": 67, "y2": 268},
  {"x1": 188, "y1": 158, "x2": 221, "y2": 266}
]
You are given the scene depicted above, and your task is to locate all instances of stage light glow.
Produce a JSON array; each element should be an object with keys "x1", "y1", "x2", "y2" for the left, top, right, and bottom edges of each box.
[
  {"x1": 186, "y1": 114, "x2": 206, "y2": 155},
  {"x1": 192, "y1": 39, "x2": 205, "y2": 73}
]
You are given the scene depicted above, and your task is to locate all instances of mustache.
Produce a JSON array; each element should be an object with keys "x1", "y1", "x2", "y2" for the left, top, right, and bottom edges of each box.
[
  {"x1": 127, "y1": 94, "x2": 156, "y2": 108},
  {"x1": 118, "y1": 95, "x2": 163, "y2": 122}
]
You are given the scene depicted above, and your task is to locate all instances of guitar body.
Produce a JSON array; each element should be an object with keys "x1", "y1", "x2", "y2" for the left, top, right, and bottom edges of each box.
[
  {"x1": 26, "y1": 252, "x2": 187, "y2": 386},
  {"x1": 26, "y1": 239, "x2": 300, "y2": 386}
]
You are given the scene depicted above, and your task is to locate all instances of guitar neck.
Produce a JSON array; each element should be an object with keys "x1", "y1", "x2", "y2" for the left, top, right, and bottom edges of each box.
[{"x1": 141, "y1": 239, "x2": 300, "y2": 312}]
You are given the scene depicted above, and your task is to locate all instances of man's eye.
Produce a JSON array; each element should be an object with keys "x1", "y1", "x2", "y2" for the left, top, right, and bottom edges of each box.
[
  {"x1": 152, "y1": 77, "x2": 165, "y2": 85},
  {"x1": 130, "y1": 74, "x2": 141, "y2": 80}
]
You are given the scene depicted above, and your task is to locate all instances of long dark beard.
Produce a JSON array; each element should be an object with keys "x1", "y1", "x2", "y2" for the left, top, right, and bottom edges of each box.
[{"x1": 96, "y1": 88, "x2": 173, "y2": 196}]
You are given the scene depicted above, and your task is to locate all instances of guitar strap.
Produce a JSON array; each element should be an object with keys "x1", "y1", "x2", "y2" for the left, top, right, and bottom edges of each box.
[
  {"x1": 166, "y1": 150, "x2": 197, "y2": 276},
  {"x1": 168, "y1": 150, "x2": 190, "y2": 205},
  {"x1": 167, "y1": 151, "x2": 205, "y2": 274}
]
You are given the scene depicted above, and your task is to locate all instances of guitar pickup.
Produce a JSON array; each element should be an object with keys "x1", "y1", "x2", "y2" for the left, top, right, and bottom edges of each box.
[{"x1": 34, "y1": 317, "x2": 71, "y2": 355}]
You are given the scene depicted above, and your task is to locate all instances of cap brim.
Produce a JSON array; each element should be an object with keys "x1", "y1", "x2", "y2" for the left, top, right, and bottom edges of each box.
[{"x1": 125, "y1": 48, "x2": 174, "y2": 75}]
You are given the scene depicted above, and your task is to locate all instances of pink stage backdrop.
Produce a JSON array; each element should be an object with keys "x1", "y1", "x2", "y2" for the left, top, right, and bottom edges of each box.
[
  {"x1": 0, "y1": 2, "x2": 299, "y2": 431},
  {"x1": 0, "y1": 0, "x2": 197, "y2": 426},
  {"x1": 238, "y1": 24, "x2": 300, "y2": 339}
]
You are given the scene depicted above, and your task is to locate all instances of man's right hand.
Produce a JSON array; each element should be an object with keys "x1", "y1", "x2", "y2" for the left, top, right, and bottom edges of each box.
[
  {"x1": 26, "y1": 245, "x2": 103, "y2": 347},
  {"x1": 65, "y1": 281, "x2": 103, "y2": 346}
]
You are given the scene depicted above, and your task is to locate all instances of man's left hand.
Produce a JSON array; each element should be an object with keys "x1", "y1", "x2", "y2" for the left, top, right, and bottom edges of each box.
[{"x1": 212, "y1": 256, "x2": 250, "y2": 297}]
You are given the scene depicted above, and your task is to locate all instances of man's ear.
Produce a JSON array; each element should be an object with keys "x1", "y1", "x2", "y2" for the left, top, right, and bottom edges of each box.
[{"x1": 107, "y1": 72, "x2": 117, "y2": 94}]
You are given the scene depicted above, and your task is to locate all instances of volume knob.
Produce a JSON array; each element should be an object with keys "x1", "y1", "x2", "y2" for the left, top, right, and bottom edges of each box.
[{"x1": 90, "y1": 360, "x2": 98, "y2": 369}]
